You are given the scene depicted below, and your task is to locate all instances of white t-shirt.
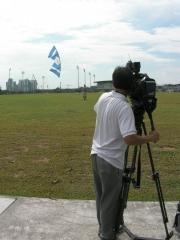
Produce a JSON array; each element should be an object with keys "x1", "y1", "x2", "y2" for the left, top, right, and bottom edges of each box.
[{"x1": 91, "y1": 90, "x2": 137, "y2": 170}]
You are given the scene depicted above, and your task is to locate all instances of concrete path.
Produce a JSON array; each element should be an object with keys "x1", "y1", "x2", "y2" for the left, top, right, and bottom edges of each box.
[{"x1": 0, "y1": 196, "x2": 179, "y2": 240}]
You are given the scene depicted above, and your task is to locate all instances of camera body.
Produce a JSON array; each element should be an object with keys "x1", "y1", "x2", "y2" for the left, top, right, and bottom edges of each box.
[
  {"x1": 126, "y1": 61, "x2": 156, "y2": 100},
  {"x1": 126, "y1": 61, "x2": 157, "y2": 115}
]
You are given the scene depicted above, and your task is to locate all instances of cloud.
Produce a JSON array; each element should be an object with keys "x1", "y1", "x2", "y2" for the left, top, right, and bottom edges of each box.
[
  {"x1": 148, "y1": 27, "x2": 180, "y2": 54},
  {"x1": 0, "y1": 0, "x2": 180, "y2": 89}
]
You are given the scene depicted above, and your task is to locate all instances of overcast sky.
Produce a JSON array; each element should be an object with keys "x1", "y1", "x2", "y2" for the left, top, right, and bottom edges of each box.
[{"x1": 0, "y1": 0, "x2": 180, "y2": 89}]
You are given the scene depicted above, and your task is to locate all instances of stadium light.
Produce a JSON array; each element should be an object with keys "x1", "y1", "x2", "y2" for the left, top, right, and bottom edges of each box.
[
  {"x1": 83, "y1": 68, "x2": 86, "y2": 86},
  {"x1": 89, "y1": 72, "x2": 91, "y2": 87},
  {"x1": 76, "y1": 65, "x2": 79, "y2": 89},
  {"x1": 93, "y1": 74, "x2": 96, "y2": 83}
]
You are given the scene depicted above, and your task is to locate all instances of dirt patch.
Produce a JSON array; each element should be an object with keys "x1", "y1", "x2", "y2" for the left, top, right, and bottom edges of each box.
[
  {"x1": 36, "y1": 157, "x2": 50, "y2": 163},
  {"x1": 37, "y1": 143, "x2": 49, "y2": 149},
  {"x1": 14, "y1": 170, "x2": 25, "y2": 178},
  {"x1": 21, "y1": 146, "x2": 29, "y2": 152},
  {"x1": 159, "y1": 145, "x2": 176, "y2": 151},
  {"x1": 3, "y1": 156, "x2": 16, "y2": 163}
]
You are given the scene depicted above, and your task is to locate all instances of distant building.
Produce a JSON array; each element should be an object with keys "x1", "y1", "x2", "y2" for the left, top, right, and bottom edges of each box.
[
  {"x1": 6, "y1": 78, "x2": 38, "y2": 92},
  {"x1": 18, "y1": 79, "x2": 30, "y2": 92},
  {"x1": 95, "y1": 81, "x2": 180, "y2": 92},
  {"x1": 95, "y1": 80, "x2": 113, "y2": 91},
  {"x1": 157, "y1": 84, "x2": 180, "y2": 92},
  {"x1": 30, "y1": 80, "x2": 38, "y2": 92},
  {"x1": 6, "y1": 78, "x2": 18, "y2": 92}
]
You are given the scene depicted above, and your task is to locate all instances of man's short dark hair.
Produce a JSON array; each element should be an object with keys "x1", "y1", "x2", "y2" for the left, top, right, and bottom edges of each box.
[{"x1": 112, "y1": 66, "x2": 133, "y2": 91}]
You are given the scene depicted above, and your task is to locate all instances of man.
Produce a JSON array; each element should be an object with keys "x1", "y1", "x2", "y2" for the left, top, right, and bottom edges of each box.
[{"x1": 91, "y1": 66, "x2": 159, "y2": 240}]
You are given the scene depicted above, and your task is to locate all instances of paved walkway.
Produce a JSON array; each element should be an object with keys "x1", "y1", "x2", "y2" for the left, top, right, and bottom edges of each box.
[{"x1": 0, "y1": 196, "x2": 179, "y2": 240}]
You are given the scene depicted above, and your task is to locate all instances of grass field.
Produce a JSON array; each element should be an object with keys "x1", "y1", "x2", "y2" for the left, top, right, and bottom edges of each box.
[{"x1": 0, "y1": 92, "x2": 179, "y2": 201}]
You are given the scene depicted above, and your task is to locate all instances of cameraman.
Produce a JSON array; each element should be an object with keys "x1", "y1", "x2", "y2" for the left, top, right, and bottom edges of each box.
[{"x1": 91, "y1": 66, "x2": 159, "y2": 240}]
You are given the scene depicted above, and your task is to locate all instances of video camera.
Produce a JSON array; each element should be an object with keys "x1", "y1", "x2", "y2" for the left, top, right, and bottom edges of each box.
[{"x1": 126, "y1": 61, "x2": 157, "y2": 128}]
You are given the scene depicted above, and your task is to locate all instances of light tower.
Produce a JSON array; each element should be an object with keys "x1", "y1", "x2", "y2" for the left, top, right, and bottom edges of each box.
[
  {"x1": 76, "y1": 65, "x2": 80, "y2": 89},
  {"x1": 42, "y1": 76, "x2": 45, "y2": 90},
  {"x1": 83, "y1": 68, "x2": 86, "y2": 86},
  {"x1": 21, "y1": 71, "x2": 25, "y2": 80},
  {"x1": 9, "y1": 68, "x2": 11, "y2": 79},
  {"x1": 89, "y1": 72, "x2": 91, "y2": 87},
  {"x1": 93, "y1": 74, "x2": 96, "y2": 83}
]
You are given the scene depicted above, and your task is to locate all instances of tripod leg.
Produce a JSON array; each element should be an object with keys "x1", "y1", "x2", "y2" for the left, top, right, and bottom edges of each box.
[
  {"x1": 116, "y1": 145, "x2": 140, "y2": 233},
  {"x1": 142, "y1": 122, "x2": 173, "y2": 239},
  {"x1": 116, "y1": 146, "x2": 135, "y2": 227},
  {"x1": 116, "y1": 149, "x2": 130, "y2": 228}
]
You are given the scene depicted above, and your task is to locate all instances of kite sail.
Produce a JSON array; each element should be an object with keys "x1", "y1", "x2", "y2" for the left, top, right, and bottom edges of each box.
[{"x1": 48, "y1": 46, "x2": 61, "y2": 77}]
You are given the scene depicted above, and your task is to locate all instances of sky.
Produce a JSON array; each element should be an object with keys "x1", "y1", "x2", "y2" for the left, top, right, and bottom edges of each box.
[{"x1": 0, "y1": 0, "x2": 180, "y2": 89}]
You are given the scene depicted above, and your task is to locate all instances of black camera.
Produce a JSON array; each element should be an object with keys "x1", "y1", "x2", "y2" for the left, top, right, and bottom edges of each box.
[
  {"x1": 126, "y1": 61, "x2": 157, "y2": 115},
  {"x1": 125, "y1": 61, "x2": 157, "y2": 130}
]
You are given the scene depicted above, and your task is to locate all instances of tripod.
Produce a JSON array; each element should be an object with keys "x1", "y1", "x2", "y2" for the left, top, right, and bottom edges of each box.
[{"x1": 118, "y1": 110, "x2": 174, "y2": 240}]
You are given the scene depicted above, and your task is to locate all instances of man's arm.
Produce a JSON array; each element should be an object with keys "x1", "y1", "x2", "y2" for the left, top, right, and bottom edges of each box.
[{"x1": 124, "y1": 130, "x2": 160, "y2": 145}]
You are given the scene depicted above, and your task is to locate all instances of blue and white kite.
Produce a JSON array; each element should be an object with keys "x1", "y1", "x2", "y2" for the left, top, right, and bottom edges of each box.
[{"x1": 48, "y1": 46, "x2": 61, "y2": 77}]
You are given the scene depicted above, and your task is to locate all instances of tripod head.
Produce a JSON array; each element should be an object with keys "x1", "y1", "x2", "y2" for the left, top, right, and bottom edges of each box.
[{"x1": 131, "y1": 96, "x2": 157, "y2": 132}]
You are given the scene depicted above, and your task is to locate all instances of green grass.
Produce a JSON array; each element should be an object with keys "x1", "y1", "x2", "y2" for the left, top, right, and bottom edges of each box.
[{"x1": 0, "y1": 92, "x2": 179, "y2": 201}]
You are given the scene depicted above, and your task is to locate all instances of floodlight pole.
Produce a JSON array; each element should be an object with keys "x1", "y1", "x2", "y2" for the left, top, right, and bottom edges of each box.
[
  {"x1": 42, "y1": 76, "x2": 45, "y2": 90},
  {"x1": 83, "y1": 68, "x2": 86, "y2": 86},
  {"x1": 9, "y1": 68, "x2": 11, "y2": 79},
  {"x1": 89, "y1": 72, "x2": 91, "y2": 87},
  {"x1": 76, "y1": 65, "x2": 80, "y2": 89},
  {"x1": 22, "y1": 71, "x2": 25, "y2": 80}
]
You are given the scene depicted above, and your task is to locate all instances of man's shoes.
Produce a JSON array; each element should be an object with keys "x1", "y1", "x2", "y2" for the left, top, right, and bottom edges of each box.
[
  {"x1": 99, "y1": 233, "x2": 117, "y2": 240},
  {"x1": 100, "y1": 238, "x2": 116, "y2": 240},
  {"x1": 99, "y1": 225, "x2": 124, "y2": 240},
  {"x1": 115, "y1": 224, "x2": 124, "y2": 234}
]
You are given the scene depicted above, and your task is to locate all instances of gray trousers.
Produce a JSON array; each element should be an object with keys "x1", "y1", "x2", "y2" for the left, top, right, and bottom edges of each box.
[{"x1": 91, "y1": 154, "x2": 124, "y2": 239}]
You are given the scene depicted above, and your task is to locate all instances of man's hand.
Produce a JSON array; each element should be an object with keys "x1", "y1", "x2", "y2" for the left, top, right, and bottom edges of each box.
[
  {"x1": 124, "y1": 130, "x2": 160, "y2": 145},
  {"x1": 149, "y1": 130, "x2": 160, "y2": 143}
]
